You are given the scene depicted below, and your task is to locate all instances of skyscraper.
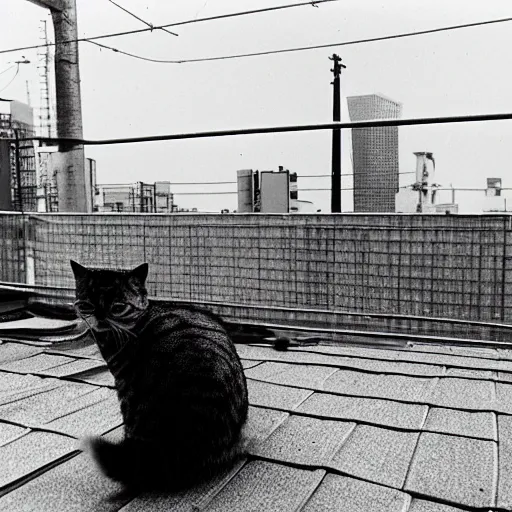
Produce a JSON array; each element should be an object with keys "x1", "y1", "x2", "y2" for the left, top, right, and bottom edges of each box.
[{"x1": 347, "y1": 94, "x2": 402, "y2": 212}]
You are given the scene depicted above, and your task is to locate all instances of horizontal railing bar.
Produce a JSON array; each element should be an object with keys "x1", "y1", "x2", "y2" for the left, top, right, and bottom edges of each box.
[
  {"x1": 2, "y1": 211, "x2": 510, "y2": 218},
  {"x1": 221, "y1": 321, "x2": 512, "y2": 349},
  {"x1": 11, "y1": 112, "x2": 512, "y2": 146},
  {"x1": 1, "y1": 282, "x2": 511, "y2": 331},
  {"x1": 167, "y1": 298, "x2": 512, "y2": 331}
]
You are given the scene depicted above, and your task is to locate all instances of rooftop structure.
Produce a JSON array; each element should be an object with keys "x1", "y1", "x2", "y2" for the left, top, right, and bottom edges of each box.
[
  {"x1": 95, "y1": 181, "x2": 175, "y2": 213},
  {"x1": 347, "y1": 94, "x2": 402, "y2": 212},
  {"x1": 237, "y1": 167, "x2": 307, "y2": 213}
]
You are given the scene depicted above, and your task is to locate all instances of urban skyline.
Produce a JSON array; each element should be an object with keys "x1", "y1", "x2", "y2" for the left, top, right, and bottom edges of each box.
[{"x1": 1, "y1": 1, "x2": 512, "y2": 213}]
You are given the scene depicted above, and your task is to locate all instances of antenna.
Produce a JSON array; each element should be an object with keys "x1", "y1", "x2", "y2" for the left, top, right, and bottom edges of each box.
[
  {"x1": 38, "y1": 19, "x2": 52, "y2": 138},
  {"x1": 26, "y1": 80, "x2": 31, "y2": 106}
]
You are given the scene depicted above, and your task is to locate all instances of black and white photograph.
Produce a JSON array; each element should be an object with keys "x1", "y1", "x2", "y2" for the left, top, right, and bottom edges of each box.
[{"x1": 0, "y1": 1, "x2": 511, "y2": 510}]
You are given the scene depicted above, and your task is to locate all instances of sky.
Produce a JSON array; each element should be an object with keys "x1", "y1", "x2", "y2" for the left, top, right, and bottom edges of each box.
[{"x1": 1, "y1": 0, "x2": 512, "y2": 212}]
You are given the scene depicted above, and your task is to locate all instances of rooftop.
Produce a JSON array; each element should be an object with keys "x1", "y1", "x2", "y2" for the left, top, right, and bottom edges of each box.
[{"x1": 0, "y1": 305, "x2": 510, "y2": 511}]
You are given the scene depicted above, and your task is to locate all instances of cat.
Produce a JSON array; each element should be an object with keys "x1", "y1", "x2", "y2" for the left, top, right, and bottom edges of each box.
[{"x1": 70, "y1": 260, "x2": 249, "y2": 491}]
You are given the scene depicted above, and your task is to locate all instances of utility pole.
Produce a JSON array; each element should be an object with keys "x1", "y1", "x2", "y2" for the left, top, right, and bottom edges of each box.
[
  {"x1": 27, "y1": 0, "x2": 87, "y2": 212},
  {"x1": 329, "y1": 54, "x2": 345, "y2": 213}
]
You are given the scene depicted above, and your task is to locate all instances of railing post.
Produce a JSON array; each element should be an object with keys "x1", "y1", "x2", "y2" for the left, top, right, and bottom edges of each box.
[{"x1": 24, "y1": 215, "x2": 35, "y2": 286}]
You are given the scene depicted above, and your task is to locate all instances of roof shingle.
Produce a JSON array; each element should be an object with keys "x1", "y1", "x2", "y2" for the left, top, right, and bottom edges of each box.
[
  {"x1": 301, "y1": 473, "x2": 410, "y2": 512},
  {"x1": 404, "y1": 432, "x2": 496, "y2": 508},
  {"x1": 251, "y1": 415, "x2": 354, "y2": 466},
  {"x1": 201, "y1": 461, "x2": 325, "y2": 512},
  {"x1": 329, "y1": 424, "x2": 419, "y2": 488},
  {"x1": 296, "y1": 392, "x2": 428, "y2": 430},
  {"x1": 0, "y1": 330, "x2": 511, "y2": 511}
]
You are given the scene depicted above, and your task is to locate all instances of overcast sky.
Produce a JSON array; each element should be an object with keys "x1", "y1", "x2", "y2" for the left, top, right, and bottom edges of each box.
[{"x1": 1, "y1": 0, "x2": 512, "y2": 212}]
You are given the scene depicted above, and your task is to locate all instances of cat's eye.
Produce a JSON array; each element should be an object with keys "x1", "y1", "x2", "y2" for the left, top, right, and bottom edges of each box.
[
  {"x1": 74, "y1": 300, "x2": 95, "y2": 317},
  {"x1": 110, "y1": 303, "x2": 133, "y2": 317}
]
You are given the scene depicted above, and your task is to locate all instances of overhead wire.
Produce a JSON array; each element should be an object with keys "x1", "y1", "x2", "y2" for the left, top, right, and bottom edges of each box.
[
  {"x1": 0, "y1": 64, "x2": 19, "y2": 93},
  {"x1": 58, "y1": 14, "x2": 512, "y2": 65},
  {"x1": 153, "y1": 171, "x2": 416, "y2": 186},
  {"x1": 105, "y1": 0, "x2": 179, "y2": 37},
  {"x1": 89, "y1": 15, "x2": 512, "y2": 65},
  {"x1": 0, "y1": 0, "x2": 335, "y2": 56},
  {"x1": 86, "y1": 39, "x2": 181, "y2": 63},
  {"x1": 166, "y1": 186, "x2": 503, "y2": 195},
  {"x1": 0, "y1": 65, "x2": 16, "y2": 76},
  {"x1": 173, "y1": 15, "x2": 512, "y2": 64},
  {"x1": 1, "y1": 6, "x2": 509, "y2": 66}
]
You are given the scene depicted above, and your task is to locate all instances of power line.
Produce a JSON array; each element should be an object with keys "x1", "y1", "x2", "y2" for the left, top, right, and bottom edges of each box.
[
  {"x1": 170, "y1": 186, "x2": 420, "y2": 195},
  {"x1": 301, "y1": 171, "x2": 416, "y2": 178},
  {"x1": 105, "y1": 0, "x2": 179, "y2": 37},
  {"x1": 173, "y1": 191, "x2": 237, "y2": 196},
  {"x1": 0, "y1": 1, "x2": 334, "y2": 56},
  {"x1": 167, "y1": 181, "x2": 238, "y2": 186},
  {"x1": 87, "y1": 39, "x2": 179, "y2": 63},
  {"x1": 176, "y1": 16, "x2": 512, "y2": 63},
  {"x1": 97, "y1": 182, "x2": 500, "y2": 196},
  {"x1": 172, "y1": 186, "x2": 507, "y2": 195},
  {"x1": 87, "y1": 15, "x2": 512, "y2": 65},
  {"x1": 99, "y1": 171, "x2": 416, "y2": 189},
  {"x1": 159, "y1": 171, "x2": 416, "y2": 186},
  {"x1": 0, "y1": 64, "x2": 19, "y2": 93},
  {"x1": 18, "y1": 111, "x2": 512, "y2": 146},
  {"x1": 0, "y1": 65, "x2": 15, "y2": 76}
]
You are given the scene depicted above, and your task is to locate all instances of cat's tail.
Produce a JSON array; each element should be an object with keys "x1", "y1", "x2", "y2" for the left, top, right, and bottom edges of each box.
[
  {"x1": 82, "y1": 435, "x2": 246, "y2": 489},
  {"x1": 81, "y1": 437, "x2": 137, "y2": 486}
]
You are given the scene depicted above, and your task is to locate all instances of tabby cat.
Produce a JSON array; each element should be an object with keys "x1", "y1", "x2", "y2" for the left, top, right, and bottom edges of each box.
[{"x1": 70, "y1": 260, "x2": 248, "y2": 490}]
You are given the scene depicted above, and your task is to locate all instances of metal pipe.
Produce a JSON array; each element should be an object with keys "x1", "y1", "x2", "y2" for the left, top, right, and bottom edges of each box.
[{"x1": 14, "y1": 111, "x2": 512, "y2": 146}]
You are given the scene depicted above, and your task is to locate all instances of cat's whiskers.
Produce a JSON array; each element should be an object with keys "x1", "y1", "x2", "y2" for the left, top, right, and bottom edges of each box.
[
  {"x1": 110, "y1": 323, "x2": 124, "y2": 350},
  {"x1": 107, "y1": 319, "x2": 137, "y2": 352},
  {"x1": 108, "y1": 319, "x2": 136, "y2": 339},
  {"x1": 75, "y1": 310, "x2": 100, "y2": 347}
]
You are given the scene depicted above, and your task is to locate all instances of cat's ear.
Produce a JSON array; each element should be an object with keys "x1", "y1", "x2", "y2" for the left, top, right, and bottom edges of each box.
[
  {"x1": 70, "y1": 260, "x2": 88, "y2": 279},
  {"x1": 130, "y1": 263, "x2": 148, "y2": 284}
]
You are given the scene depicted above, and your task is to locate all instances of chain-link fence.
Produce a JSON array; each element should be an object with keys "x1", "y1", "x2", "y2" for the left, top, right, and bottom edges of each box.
[
  {"x1": 0, "y1": 213, "x2": 25, "y2": 284},
  {"x1": 1, "y1": 212, "x2": 511, "y2": 340}
]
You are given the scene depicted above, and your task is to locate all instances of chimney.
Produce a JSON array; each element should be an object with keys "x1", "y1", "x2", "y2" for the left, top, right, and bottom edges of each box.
[{"x1": 413, "y1": 152, "x2": 436, "y2": 210}]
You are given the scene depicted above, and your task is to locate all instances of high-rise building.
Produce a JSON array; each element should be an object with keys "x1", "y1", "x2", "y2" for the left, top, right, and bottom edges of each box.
[{"x1": 347, "y1": 94, "x2": 402, "y2": 212}]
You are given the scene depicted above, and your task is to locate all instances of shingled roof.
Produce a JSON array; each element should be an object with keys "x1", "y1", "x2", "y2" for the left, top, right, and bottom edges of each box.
[{"x1": 0, "y1": 314, "x2": 510, "y2": 511}]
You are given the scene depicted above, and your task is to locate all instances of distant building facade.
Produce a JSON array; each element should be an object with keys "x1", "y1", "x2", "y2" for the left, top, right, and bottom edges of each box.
[
  {"x1": 347, "y1": 94, "x2": 402, "y2": 212},
  {"x1": 95, "y1": 181, "x2": 175, "y2": 212},
  {"x1": 0, "y1": 100, "x2": 98, "y2": 213},
  {"x1": 237, "y1": 167, "x2": 309, "y2": 213},
  {"x1": 483, "y1": 177, "x2": 507, "y2": 212},
  {"x1": 0, "y1": 99, "x2": 37, "y2": 211}
]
